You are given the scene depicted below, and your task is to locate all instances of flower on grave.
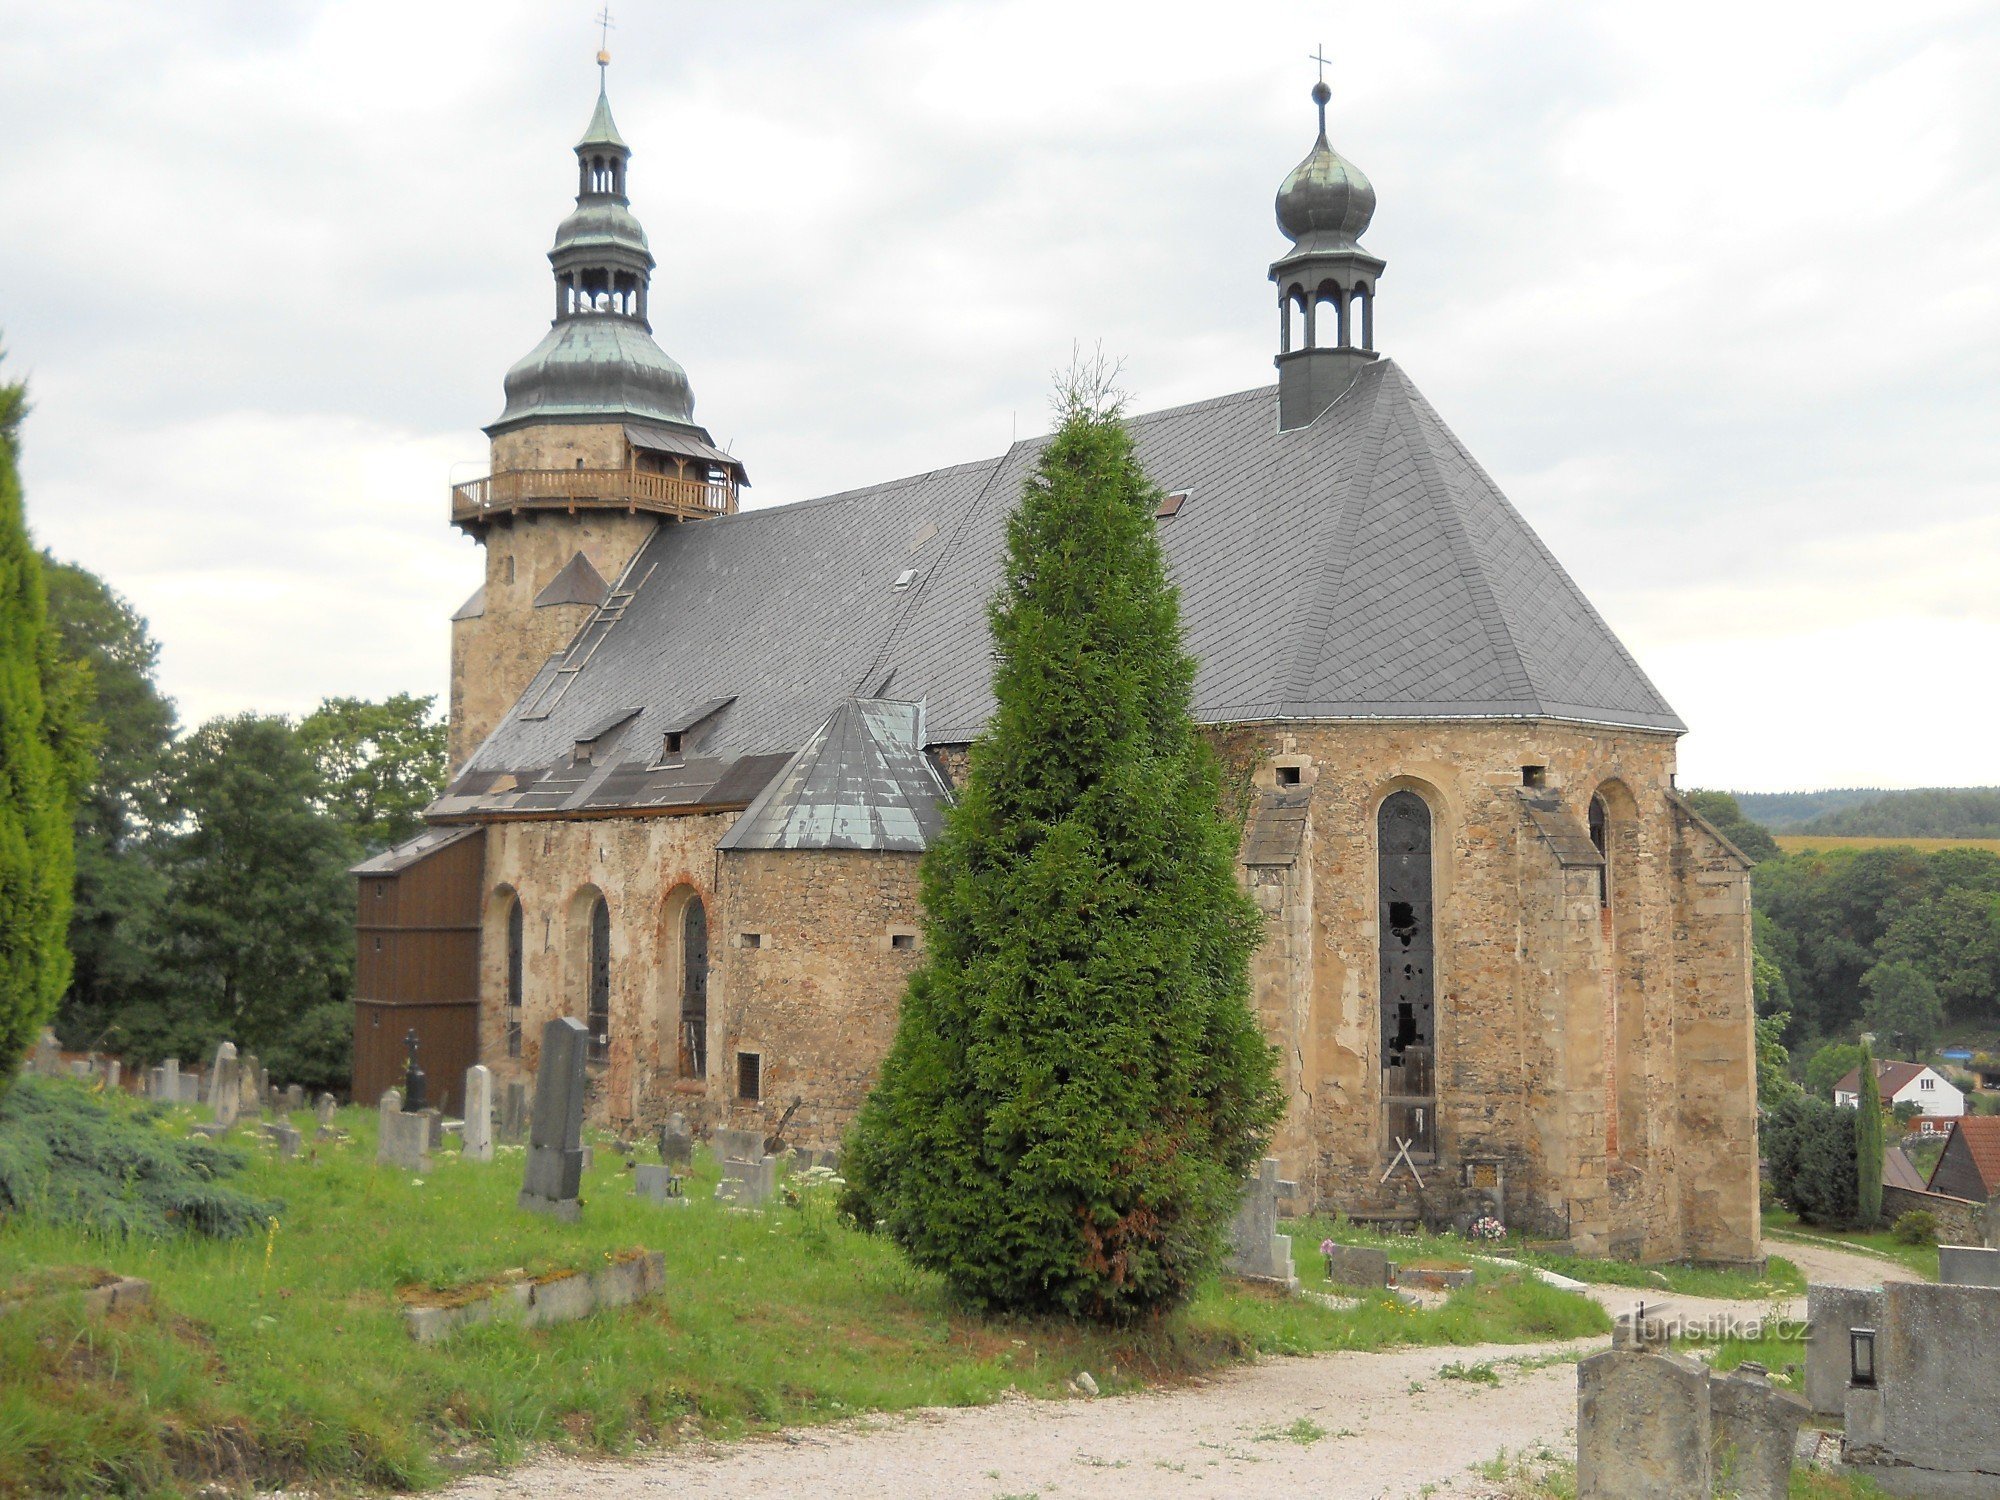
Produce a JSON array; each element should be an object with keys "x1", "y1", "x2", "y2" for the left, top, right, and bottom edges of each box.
[
  {"x1": 1467, "y1": 1216, "x2": 1506, "y2": 1243},
  {"x1": 1319, "y1": 1238, "x2": 1336, "y2": 1257}
]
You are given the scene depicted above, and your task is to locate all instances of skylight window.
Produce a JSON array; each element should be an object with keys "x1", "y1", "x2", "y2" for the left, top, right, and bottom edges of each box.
[
  {"x1": 892, "y1": 568, "x2": 919, "y2": 592},
  {"x1": 1156, "y1": 490, "x2": 1190, "y2": 519}
]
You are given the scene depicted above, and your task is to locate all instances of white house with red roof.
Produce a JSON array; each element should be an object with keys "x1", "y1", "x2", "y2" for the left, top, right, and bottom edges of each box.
[{"x1": 1834, "y1": 1058, "x2": 1965, "y2": 1118}]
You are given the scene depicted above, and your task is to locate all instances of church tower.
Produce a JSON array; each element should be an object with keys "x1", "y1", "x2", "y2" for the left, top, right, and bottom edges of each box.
[
  {"x1": 448, "y1": 53, "x2": 747, "y2": 769},
  {"x1": 1271, "y1": 80, "x2": 1385, "y2": 430}
]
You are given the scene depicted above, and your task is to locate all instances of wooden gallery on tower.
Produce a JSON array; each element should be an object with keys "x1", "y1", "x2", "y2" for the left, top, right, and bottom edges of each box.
[{"x1": 352, "y1": 62, "x2": 1761, "y2": 1264}]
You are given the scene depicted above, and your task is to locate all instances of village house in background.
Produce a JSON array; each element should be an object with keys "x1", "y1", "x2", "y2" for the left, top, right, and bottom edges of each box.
[
  {"x1": 1834, "y1": 1058, "x2": 1966, "y2": 1119},
  {"x1": 351, "y1": 60, "x2": 1761, "y2": 1263},
  {"x1": 1927, "y1": 1116, "x2": 2000, "y2": 1204}
]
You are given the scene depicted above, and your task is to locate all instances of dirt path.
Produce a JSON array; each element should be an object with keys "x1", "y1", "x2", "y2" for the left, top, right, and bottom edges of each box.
[
  {"x1": 439, "y1": 1340, "x2": 1589, "y2": 1500},
  {"x1": 435, "y1": 1240, "x2": 1917, "y2": 1500}
]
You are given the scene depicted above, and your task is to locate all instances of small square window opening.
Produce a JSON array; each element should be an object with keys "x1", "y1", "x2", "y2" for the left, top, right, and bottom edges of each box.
[
  {"x1": 740, "y1": 932, "x2": 762, "y2": 950},
  {"x1": 737, "y1": 1051, "x2": 762, "y2": 1102},
  {"x1": 1522, "y1": 765, "x2": 1547, "y2": 788},
  {"x1": 662, "y1": 730, "x2": 684, "y2": 758},
  {"x1": 1276, "y1": 766, "x2": 1302, "y2": 787},
  {"x1": 890, "y1": 932, "x2": 916, "y2": 952}
]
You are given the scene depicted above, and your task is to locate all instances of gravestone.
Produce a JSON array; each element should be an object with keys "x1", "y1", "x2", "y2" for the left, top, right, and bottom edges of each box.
[
  {"x1": 415, "y1": 1107, "x2": 445, "y2": 1152},
  {"x1": 1984, "y1": 1189, "x2": 2000, "y2": 1250},
  {"x1": 207, "y1": 1043, "x2": 240, "y2": 1128},
  {"x1": 715, "y1": 1127, "x2": 764, "y2": 1164},
  {"x1": 1576, "y1": 1346, "x2": 1713, "y2": 1498},
  {"x1": 1322, "y1": 1244, "x2": 1392, "y2": 1289},
  {"x1": 500, "y1": 1081, "x2": 528, "y2": 1144},
  {"x1": 284, "y1": 1084, "x2": 304, "y2": 1113},
  {"x1": 236, "y1": 1052, "x2": 260, "y2": 1114},
  {"x1": 714, "y1": 1154, "x2": 779, "y2": 1208},
  {"x1": 180, "y1": 1069, "x2": 202, "y2": 1104},
  {"x1": 32, "y1": 1028, "x2": 60, "y2": 1076},
  {"x1": 315, "y1": 1092, "x2": 337, "y2": 1127},
  {"x1": 792, "y1": 1145, "x2": 841, "y2": 1174},
  {"x1": 1709, "y1": 1361, "x2": 1806, "y2": 1499},
  {"x1": 634, "y1": 1164, "x2": 688, "y2": 1207},
  {"x1": 148, "y1": 1066, "x2": 165, "y2": 1098},
  {"x1": 1805, "y1": 1284, "x2": 1884, "y2": 1418},
  {"x1": 658, "y1": 1112, "x2": 693, "y2": 1169},
  {"x1": 104, "y1": 1059, "x2": 120, "y2": 1091},
  {"x1": 1938, "y1": 1244, "x2": 2000, "y2": 1287},
  {"x1": 1225, "y1": 1158, "x2": 1299, "y2": 1289},
  {"x1": 402, "y1": 1030, "x2": 427, "y2": 1113},
  {"x1": 378, "y1": 1108, "x2": 430, "y2": 1171},
  {"x1": 518, "y1": 1017, "x2": 589, "y2": 1222},
  {"x1": 263, "y1": 1121, "x2": 303, "y2": 1160},
  {"x1": 461, "y1": 1065, "x2": 494, "y2": 1162}
]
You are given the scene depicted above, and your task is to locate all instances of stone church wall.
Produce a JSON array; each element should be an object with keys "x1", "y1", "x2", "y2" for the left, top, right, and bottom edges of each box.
[{"x1": 710, "y1": 848, "x2": 925, "y2": 1147}]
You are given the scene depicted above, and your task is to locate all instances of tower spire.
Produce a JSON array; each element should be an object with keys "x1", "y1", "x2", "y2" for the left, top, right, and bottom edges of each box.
[{"x1": 1269, "y1": 71, "x2": 1385, "y2": 430}]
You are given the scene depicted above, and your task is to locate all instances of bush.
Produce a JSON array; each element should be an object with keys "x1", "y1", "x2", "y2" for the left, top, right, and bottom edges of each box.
[
  {"x1": 1891, "y1": 1210, "x2": 1938, "y2": 1246},
  {"x1": 260, "y1": 999, "x2": 352, "y2": 1092},
  {"x1": 0, "y1": 1075, "x2": 278, "y2": 1238},
  {"x1": 843, "y1": 367, "x2": 1282, "y2": 1321},
  {"x1": 1764, "y1": 1094, "x2": 1859, "y2": 1227}
]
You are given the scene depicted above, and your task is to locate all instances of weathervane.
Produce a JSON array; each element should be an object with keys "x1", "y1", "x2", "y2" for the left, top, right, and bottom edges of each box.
[{"x1": 596, "y1": 7, "x2": 615, "y2": 74}]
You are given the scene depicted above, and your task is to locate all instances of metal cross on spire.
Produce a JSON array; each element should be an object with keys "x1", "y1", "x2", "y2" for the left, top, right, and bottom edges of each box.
[
  {"x1": 595, "y1": 7, "x2": 615, "y2": 76},
  {"x1": 1309, "y1": 44, "x2": 1331, "y2": 83}
]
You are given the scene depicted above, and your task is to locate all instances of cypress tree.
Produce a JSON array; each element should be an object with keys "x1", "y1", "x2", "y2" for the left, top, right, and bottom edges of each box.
[
  {"x1": 0, "y1": 348, "x2": 92, "y2": 1087},
  {"x1": 1855, "y1": 1041, "x2": 1884, "y2": 1228},
  {"x1": 845, "y1": 364, "x2": 1282, "y2": 1321}
]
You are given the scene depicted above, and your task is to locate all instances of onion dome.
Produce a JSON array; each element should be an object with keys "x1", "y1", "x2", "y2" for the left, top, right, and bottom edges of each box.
[
  {"x1": 495, "y1": 319, "x2": 695, "y2": 429},
  {"x1": 1275, "y1": 81, "x2": 1376, "y2": 251}
]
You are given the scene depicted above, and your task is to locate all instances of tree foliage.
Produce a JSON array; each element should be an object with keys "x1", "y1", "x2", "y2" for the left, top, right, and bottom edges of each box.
[
  {"x1": 1805, "y1": 1041, "x2": 1867, "y2": 1101},
  {"x1": 1764, "y1": 1093, "x2": 1859, "y2": 1227},
  {"x1": 297, "y1": 693, "x2": 446, "y2": 853},
  {"x1": 843, "y1": 365, "x2": 1283, "y2": 1321},
  {"x1": 1860, "y1": 960, "x2": 1945, "y2": 1060},
  {"x1": 154, "y1": 715, "x2": 355, "y2": 1058},
  {"x1": 42, "y1": 556, "x2": 177, "y2": 1044},
  {"x1": 0, "y1": 347, "x2": 92, "y2": 1084},
  {"x1": 1855, "y1": 1041, "x2": 1883, "y2": 1228},
  {"x1": 1803, "y1": 787, "x2": 2000, "y2": 840}
]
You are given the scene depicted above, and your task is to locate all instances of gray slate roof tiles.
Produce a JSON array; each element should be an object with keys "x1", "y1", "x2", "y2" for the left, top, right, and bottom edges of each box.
[{"x1": 446, "y1": 362, "x2": 1680, "y2": 821}]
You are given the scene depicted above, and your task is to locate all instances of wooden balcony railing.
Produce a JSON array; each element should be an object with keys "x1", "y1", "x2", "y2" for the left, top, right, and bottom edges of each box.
[{"x1": 451, "y1": 467, "x2": 736, "y2": 524}]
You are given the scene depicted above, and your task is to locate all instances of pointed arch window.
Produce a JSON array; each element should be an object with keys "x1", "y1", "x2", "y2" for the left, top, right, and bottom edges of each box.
[
  {"x1": 586, "y1": 895, "x2": 611, "y2": 1063},
  {"x1": 1588, "y1": 794, "x2": 1609, "y2": 908},
  {"x1": 505, "y1": 898, "x2": 525, "y2": 1058},
  {"x1": 1379, "y1": 790, "x2": 1436, "y2": 1158}
]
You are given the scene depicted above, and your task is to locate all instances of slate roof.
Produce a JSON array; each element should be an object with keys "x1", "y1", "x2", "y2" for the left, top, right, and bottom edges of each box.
[
  {"x1": 444, "y1": 362, "x2": 1680, "y2": 819},
  {"x1": 1930, "y1": 1116, "x2": 2000, "y2": 1197},
  {"x1": 718, "y1": 699, "x2": 953, "y2": 852}
]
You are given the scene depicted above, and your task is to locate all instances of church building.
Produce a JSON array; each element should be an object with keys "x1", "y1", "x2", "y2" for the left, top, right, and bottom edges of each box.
[{"x1": 352, "y1": 63, "x2": 1760, "y2": 1265}]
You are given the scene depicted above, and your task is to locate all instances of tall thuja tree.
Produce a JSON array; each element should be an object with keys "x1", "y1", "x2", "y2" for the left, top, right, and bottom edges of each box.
[
  {"x1": 845, "y1": 363, "x2": 1282, "y2": 1321},
  {"x1": 1855, "y1": 1040, "x2": 1884, "y2": 1228},
  {"x1": 0, "y1": 346, "x2": 92, "y2": 1082}
]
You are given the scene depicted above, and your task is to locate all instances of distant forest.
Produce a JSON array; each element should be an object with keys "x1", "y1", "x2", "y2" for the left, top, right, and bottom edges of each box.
[
  {"x1": 1688, "y1": 789, "x2": 2000, "y2": 1091},
  {"x1": 1729, "y1": 787, "x2": 2000, "y2": 838}
]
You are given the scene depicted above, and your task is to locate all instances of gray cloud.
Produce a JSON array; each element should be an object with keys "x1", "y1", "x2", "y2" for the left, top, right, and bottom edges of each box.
[{"x1": 2, "y1": 0, "x2": 1995, "y2": 789}]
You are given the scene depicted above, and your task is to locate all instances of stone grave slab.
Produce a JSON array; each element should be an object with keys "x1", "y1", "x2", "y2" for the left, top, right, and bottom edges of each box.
[
  {"x1": 207, "y1": 1043, "x2": 240, "y2": 1128},
  {"x1": 1225, "y1": 1157, "x2": 1298, "y2": 1289},
  {"x1": 1577, "y1": 1346, "x2": 1713, "y2": 1498},
  {"x1": 1710, "y1": 1361, "x2": 1807, "y2": 1499},
  {"x1": 1938, "y1": 1244, "x2": 2000, "y2": 1287},
  {"x1": 518, "y1": 1017, "x2": 589, "y2": 1221},
  {"x1": 659, "y1": 1112, "x2": 693, "y2": 1169},
  {"x1": 462, "y1": 1064, "x2": 494, "y2": 1162},
  {"x1": 634, "y1": 1164, "x2": 688, "y2": 1207}
]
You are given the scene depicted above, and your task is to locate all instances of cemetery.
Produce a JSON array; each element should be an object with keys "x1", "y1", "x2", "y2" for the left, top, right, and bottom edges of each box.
[{"x1": 0, "y1": 1049, "x2": 1617, "y2": 1497}]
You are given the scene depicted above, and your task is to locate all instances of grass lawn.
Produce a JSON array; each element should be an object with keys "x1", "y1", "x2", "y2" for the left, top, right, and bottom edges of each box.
[
  {"x1": 1289, "y1": 1213, "x2": 1804, "y2": 1302},
  {"x1": 1762, "y1": 1207, "x2": 1939, "y2": 1281},
  {"x1": 1475, "y1": 1446, "x2": 1895, "y2": 1498},
  {"x1": 0, "y1": 1084, "x2": 1610, "y2": 1498}
]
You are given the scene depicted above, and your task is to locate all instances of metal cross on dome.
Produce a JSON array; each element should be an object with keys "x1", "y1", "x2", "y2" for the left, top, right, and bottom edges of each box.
[
  {"x1": 1310, "y1": 44, "x2": 1332, "y2": 82},
  {"x1": 596, "y1": 7, "x2": 616, "y2": 49}
]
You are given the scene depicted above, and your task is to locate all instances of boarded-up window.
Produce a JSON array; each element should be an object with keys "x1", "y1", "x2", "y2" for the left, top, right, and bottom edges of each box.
[
  {"x1": 505, "y1": 899, "x2": 524, "y2": 1059},
  {"x1": 587, "y1": 896, "x2": 611, "y2": 1063},
  {"x1": 1379, "y1": 790, "x2": 1436, "y2": 1157}
]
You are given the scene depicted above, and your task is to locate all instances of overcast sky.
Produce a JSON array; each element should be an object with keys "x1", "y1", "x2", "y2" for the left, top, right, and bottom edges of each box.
[{"x1": 2, "y1": 0, "x2": 1995, "y2": 792}]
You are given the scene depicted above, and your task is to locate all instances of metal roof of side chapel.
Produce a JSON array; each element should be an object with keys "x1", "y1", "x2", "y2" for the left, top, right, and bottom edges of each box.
[{"x1": 437, "y1": 74, "x2": 1683, "y2": 828}]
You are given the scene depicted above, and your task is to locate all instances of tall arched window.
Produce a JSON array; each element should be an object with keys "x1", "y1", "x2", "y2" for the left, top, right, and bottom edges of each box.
[
  {"x1": 505, "y1": 898, "x2": 525, "y2": 1058},
  {"x1": 1379, "y1": 790, "x2": 1436, "y2": 1157},
  {"x1": 679, "y1": 895, "x2": 709, "y2": 1079},
  {"x1": 587, "y1": 895, "x2": 611, "y2": 1064},
  {"x1": 1588, "y1": 794, "x2": 1610, "y2": 908}
]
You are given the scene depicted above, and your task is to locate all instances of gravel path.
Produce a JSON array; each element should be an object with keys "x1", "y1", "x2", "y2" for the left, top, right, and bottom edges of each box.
[
  {"x1": 434, "y1": 1240, "x2": 1917, "y2": 1500},
  {"x1": 438, "y1": 1339, "x2": 1589, "y2": 1500}
]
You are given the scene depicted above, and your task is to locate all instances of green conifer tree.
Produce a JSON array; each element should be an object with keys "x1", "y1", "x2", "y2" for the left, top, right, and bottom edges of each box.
[
  {"x1": 0, "y1": 347, "x2": 92, "y2": 1086},
  {"x1": 1855, "y1": 1040, "x2": 1884, "y2": 1228},
  {"x1": 844, "y1": 363, "x2": 1282, "y2": 1321}
]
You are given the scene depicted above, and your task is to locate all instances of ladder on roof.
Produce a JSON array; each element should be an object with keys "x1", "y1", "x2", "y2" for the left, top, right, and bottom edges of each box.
[{"x1": 519, "y1": 562, "x2": 655, "y2": 721}]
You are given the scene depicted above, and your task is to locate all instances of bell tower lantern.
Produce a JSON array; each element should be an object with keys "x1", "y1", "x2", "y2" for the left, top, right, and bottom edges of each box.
[{"x1": 1271, "y1": 79, "x2": 1386, "y2": 431}]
